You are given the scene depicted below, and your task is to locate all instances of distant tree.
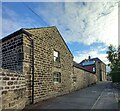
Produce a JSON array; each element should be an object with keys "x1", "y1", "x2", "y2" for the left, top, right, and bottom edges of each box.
[
  {"x1": 107, "y1": 72, "x2": 111, "y2": 77},
  {"x1": 106, "y1": 44, "x2": 120, "y2": 72}
]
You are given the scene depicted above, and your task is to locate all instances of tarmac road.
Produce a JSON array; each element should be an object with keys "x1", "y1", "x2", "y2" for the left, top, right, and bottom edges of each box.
[{"x1": 24, "y1": 81, "x2": 119, "y2": 110}]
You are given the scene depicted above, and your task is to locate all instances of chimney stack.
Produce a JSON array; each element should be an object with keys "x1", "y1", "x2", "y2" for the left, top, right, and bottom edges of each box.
[{"x1": 88, "y1": 56, "x2": 91, "y2": 60}]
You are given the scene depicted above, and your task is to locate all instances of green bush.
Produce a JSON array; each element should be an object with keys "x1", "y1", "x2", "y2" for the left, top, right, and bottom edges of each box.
[
  {"x1": 118, "y1": 99, "x2": 120, "y2": 103},
  {"x1": 111, "y1": 71, "x2": 120, "y2": 83}
]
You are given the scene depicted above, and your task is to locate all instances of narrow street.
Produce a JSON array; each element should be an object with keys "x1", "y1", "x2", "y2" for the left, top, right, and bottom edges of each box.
[{"x1": 24, "y1": 81, "x2": 119, "y2": 110}]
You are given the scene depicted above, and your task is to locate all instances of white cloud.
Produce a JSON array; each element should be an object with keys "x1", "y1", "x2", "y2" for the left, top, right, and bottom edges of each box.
[
  {"x1": 74, "y1": 49, "x2": 108, "y2": 64},
  {"x1": 36, "y1": 2, "x2": 118, "y2": 46},
  {"x1": 2, "y1": 2, "x2": 118, "y2": 46}
]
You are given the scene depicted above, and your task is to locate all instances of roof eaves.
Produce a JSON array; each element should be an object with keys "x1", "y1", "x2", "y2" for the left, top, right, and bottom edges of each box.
[{"x1": 1, "y1": 28, "x2": 32, "y2": 42}]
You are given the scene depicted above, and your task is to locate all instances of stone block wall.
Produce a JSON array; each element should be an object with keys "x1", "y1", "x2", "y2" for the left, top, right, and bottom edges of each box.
[
  {"x1": 72, "y1": 67, "x2": 97, "y2": 91},
  {"x1": 96, "y1": 61, "x2": 106, "y2": 81},
  {"x1": 95, "y1": 61, "x2": 100, "y2": 81},
  {"x1": 23, "y1": 27, "x2": 73, "y2": 103},
  {"x1": 0, "y1": 68, "x2": 26, "y2": 109},
  {"x1": 1, "y1": 34, "x2": 23, "y2": 72},
  {"x1": 101, "y1": 63, "x2": 106, "y2": 81}
]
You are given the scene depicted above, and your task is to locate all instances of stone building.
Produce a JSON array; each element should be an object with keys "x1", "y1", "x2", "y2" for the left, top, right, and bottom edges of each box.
[
  {"x1": 72, "y1": 62, "x2": 97, "y2": 91},
  {"x1": 80, "y1": 56, "x2": 106, "y2": 81},
  {"x1": 1, "y1": 26, "x2": 97, "y2": 110},
  {"x1": 1, "y1": 26, "x2": 73, "y2": 104}
]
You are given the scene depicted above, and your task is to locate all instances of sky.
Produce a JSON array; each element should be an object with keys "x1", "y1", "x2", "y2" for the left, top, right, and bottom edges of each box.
[{"x1": 1, "y1": 1, "x2": 119, "y2": 72}]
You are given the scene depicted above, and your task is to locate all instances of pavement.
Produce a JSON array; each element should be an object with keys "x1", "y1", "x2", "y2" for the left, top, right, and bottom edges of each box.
[{"x1": 24, "y1": 81, "x2": 119, "y2": 110}]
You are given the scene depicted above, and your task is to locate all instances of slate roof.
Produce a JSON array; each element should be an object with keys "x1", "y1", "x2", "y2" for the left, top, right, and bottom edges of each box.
[
  {"x1": 80, "y1": 57, "x2": 106, "y2": 66},
  {"x1": 73, "y1": 61, "x2": 95, "y2": 74}
]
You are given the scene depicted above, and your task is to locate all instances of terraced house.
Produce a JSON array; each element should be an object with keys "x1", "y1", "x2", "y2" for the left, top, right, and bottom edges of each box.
[
  {"x1": 1, "y1": 26, "x2": 97, "y2": 110},
  {"x1": 80, "y1": 56, "x2": 106, "y2": 81}
]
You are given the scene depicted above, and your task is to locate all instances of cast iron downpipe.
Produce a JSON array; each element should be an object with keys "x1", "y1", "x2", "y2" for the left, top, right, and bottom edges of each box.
[
  {"x1": 22, "y1": 29, "x2": 34, "y2": 104},
  {"x1": 31, "y1": 39, "x2": 34, "y2": 104}
]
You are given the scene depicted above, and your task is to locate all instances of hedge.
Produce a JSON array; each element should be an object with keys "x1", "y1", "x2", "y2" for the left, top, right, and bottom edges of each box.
[{"x1": 111, "y1": 71, "x2": 120, "y2": 83}]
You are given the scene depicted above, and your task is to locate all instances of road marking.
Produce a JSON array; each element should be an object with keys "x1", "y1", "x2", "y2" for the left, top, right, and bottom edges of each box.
[
  {"x1": 105, "y1": 88, "x2": 111, "y2": 90},
  {"x1": 92, "y1": 91, "x2": 97, "y2": 93},
  {"x1": 90, "y1": 89, "x2": 104, "y2": 110},
  {"x1": 107, "y1": 92, "x2": 113, "y2": 95}
]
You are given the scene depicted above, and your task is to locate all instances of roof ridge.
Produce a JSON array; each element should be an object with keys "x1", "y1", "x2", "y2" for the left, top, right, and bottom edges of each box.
[
  {"x1": 80, "y1": 57, "x2": 106, "y2": 65},
  {"x1": 24, "y1": 26, "x2": 56, "y2": 30}
]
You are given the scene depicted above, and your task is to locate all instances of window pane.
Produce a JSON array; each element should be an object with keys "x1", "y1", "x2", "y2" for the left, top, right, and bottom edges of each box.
[
  {"x1": 54, "y1": 57, "x2": 59, "y2": 62},
  {"x1": 58, "y1": 77, "x2": 61, "y2": 83},
  {"x1": 54, "y1": 51, "x2": 58, "y2": 57},
  {"x1": 56, "y1": 78, "x2": 59, "y2": 82},
  {"x1": 53, "y1": 72, "x2": 61, "y2": 83},
  {"x1": 54, "y1": 74, "x2": 57, "y2": 78},
  {"x1": 56, "y1": 73, "x2": 59, "y2": 77},
  {"x1": 53, "y1": 50, "x2": 60, "y2": 63},
  {"x1": 54, "y1": 57, "x2": 56, "y2": 61},
  {"x1": 93, "y1": 67, "x2": 95, "y2": 72},
  {"x1": 54, "y1": 78, "x2": 58, "y2": 82},
  {"x1": 72, "y1": 76, "x2": 77, "y2": 82}
]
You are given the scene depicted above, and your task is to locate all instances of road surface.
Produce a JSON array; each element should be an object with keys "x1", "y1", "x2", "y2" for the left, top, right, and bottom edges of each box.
[{"x1": 24, "y1": 81, "x2": 119, "y2": 110}]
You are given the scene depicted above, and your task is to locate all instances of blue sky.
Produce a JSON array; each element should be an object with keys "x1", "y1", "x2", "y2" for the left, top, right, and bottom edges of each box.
[{"x1": 1, "y1": 1, "x2": 119, "y2": 72}]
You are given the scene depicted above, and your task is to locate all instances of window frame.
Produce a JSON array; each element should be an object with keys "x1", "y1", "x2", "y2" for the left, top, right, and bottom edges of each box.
[
  {"x1": 72, "y1": 76, "x2": 77, "y2": 82},
  {"x1": 53, "y1": 50, "x2": 60, "y2": 63},
  {"x1": 53, "y1": 72, "x2": 61, "y2": 83}
]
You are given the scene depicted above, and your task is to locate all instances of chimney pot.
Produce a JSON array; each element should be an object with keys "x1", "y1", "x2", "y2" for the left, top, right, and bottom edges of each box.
[{"x1": 88, "y1": 56, "x2": 91, "y2": 59}]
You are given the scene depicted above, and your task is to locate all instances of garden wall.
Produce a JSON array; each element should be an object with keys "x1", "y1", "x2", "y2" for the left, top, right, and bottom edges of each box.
[
  {"x1": 72, "y1": 66, "x2": 97, "y2": 91},
  {"x1": 0, "y1": 68, "x2": 26, "y2": 110}
]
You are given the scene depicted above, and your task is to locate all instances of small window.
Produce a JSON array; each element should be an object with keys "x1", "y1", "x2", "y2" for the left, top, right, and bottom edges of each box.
[
  {"x1": 53, "y1": 72, "x2": 61, "y2": 83},
  {"x1": 53, "y1": 50, "x2": 60, "y2": 62},
  {"x1": 72, "y1": 76, "x2": 77, "y2": 82},
  {"x1": 93, "y1": 67, "x2": 95, "y2": 72}
]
